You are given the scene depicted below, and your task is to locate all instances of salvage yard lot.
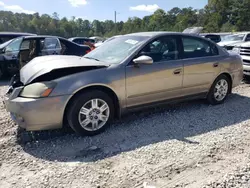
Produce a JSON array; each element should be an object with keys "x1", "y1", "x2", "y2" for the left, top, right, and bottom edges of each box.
[{"x1": 1, "y1": 81, "x2": 250, "y2": 188}]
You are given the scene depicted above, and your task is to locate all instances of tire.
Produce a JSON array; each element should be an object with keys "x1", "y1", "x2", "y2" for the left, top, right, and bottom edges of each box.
[
  {"x1": 207, "y1": 74, "x2": 231, "y2": 105},
  {"x1": 67, "y1": 90, "x2": 114, "y2": 136}
]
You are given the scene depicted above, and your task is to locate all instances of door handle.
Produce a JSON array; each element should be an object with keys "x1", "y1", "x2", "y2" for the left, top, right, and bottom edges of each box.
[
  {"x1": 213, "y1": 63, "x2": 219, "y2": 67},
  {"x1": 173, "y1": 69, "x2": 182, "y2": 75}
]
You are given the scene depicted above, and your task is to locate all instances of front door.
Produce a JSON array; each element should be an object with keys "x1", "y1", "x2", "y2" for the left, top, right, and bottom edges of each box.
[
  {"x1": 125, "y1": 35, "x2": 184, "y2": 108},
  {"x1": 2, "y1": 37, "x2": 22, "y2": 75}
]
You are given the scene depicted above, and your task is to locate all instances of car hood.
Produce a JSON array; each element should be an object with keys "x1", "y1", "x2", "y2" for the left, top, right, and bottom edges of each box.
[
  {"x1": 94, "y1": 42, "x2": 103, "y2": 48},
  {"x1": 217, "y1": 41, "x2": 244, "y2": 47},
  {"x1": 20, "y1": 55, "x2": 109, "y2": 85},
  {"x1": 237, "y1": 41, "x2": 250, "y2": 48}
]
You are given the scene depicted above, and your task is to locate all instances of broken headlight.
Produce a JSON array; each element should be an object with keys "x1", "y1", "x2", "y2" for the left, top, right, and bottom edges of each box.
[{"x1": 19, "y1": 82, "x2": 57, "y2": 98}]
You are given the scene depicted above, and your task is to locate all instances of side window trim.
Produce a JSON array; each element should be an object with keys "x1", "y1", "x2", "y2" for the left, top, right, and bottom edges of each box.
[{"x1": 127, "y1": 35, "x2": 181, "y2": 66}]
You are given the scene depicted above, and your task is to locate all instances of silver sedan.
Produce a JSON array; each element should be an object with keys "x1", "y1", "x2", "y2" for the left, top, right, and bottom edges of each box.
[{"x1": 4, "y1": 32, "x2": 243, "y2": 136}]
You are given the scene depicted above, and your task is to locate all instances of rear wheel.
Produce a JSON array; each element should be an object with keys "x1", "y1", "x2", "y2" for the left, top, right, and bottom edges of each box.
[
  {"x1": 207, "y1": 75, "x2": 230, "y2": 105},
  {"x1": 67, "y1": 90, "x2": 114, "y2": 136}
]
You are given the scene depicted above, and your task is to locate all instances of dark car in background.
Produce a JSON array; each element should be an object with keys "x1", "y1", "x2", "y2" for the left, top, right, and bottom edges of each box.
[
  {"x1": 0, "y1": 35, "x2": 91, "y2": 78},
  {"x1": 68, "y1": 37, "x2": 95, "y2": 45},
  {"x1": 200, "y1": 33, "x2": 222, "y2": 43},
  {"x1": 0, "y1": 32, "x2": 36, "y2": 44}
]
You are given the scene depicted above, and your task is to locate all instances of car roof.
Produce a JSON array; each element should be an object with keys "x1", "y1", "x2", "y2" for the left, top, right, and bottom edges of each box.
[
  {"x1": 125, "y1": 32, "x2": 212, "y2": 38},
  {"x1": 125, "y1": 32, "x2": 178, "y2": 37},
  {"x1": 21, "y1": 35, "x2": 65, "y2": 39},
  {"x1": 0, "y1": 32, "x2": 36, "y2": 36},
  {"x1": 69, "y1": 37, "x2": 92, "y2": 40}
]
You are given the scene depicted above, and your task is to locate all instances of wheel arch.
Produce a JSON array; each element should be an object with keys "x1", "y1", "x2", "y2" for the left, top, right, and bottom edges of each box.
[
  {"x1": 212, "y1": 72, "x2": 233, "y2": 93},
  {"x1": 63, "y1": 84, "x2": 121, "y2": 126}
]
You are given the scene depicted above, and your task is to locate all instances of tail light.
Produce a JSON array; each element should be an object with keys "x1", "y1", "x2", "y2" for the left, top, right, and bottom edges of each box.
[{"x1": 86, "y1": 50, "x2": 91, "y2": 54}]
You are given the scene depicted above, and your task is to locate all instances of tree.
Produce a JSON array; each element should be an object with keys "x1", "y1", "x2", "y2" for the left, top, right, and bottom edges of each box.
[{"x1": 0, "y1": 1, "x2": 249, "y2": 37}]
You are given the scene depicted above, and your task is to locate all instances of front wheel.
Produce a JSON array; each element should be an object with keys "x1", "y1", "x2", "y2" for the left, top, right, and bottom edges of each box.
[
  {"x1": 207, "y1": 75, "x2": 231, "y2": 105},
  {"x1": 67, "y1": 90, "x2": 114, "y2": 136}
]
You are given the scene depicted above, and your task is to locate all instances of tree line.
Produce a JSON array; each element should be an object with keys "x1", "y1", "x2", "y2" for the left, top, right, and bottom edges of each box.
[{"x1": 0, "y1": 0, "x2": 250, "y2": 38}]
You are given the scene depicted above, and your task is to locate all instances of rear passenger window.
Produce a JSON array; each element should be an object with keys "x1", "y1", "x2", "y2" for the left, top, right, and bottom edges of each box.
[
  {"x1": 182, "y1": 37, "x2": 218, "y2": 58},
  {"x1": 42, "y1": 38, "x2": 61, "y2": 50}
]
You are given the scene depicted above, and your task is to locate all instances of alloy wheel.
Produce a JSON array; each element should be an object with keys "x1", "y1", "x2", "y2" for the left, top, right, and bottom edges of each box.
[
  {"x1": 78, "y1": 98, "x2": 110, "y2": 131},
  {"x1": 214, "y1": 79, "x2": 228, "y2": 101}
]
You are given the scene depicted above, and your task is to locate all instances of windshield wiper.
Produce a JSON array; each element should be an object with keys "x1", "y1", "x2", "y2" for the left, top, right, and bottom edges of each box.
[{"x1": 84, "y1": 57, "x2": 100, "y2": 61}]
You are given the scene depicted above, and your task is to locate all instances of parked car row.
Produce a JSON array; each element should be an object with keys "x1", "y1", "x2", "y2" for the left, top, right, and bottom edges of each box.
[
  {"x1": 0, "y1": 35, "x2": 91, "y2": 78},
  {"x1": 0, "y1": 32, "x2": 36, "y2": 44},
  {"x1": 3, "y1": 31, "x2": 243, "y2": 136}
]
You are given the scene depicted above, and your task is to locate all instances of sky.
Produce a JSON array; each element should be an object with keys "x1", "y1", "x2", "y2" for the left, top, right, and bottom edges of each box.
[{"x1": 0, "y1": 0, "x2": 208, "y2": 21}]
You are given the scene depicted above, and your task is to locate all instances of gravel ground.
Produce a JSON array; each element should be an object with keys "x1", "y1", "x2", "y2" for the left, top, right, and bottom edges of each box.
[{"x1": 1, "y1": 80, "x2": 250, "y2": 188}]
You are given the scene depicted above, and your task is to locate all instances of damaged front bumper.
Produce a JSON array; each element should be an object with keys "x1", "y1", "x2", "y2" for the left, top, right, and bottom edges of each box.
[{"x1": 4, "y1": 85, "x2": 71, "y2": 131}]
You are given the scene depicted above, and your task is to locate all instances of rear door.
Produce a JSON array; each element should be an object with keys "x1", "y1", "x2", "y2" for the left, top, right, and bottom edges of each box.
[
  {"x1": 180, "y1": 35, "x2": 221, "y2": 95},
  {"x1": 39, "y1": 37, "x2": 62, "y2": 56}
]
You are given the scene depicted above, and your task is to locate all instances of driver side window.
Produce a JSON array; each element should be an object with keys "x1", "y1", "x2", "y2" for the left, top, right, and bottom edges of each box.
[
  {"x1": 140, "y1": 36, "x2": 179, "y2": 62},
  {"x1": 5, "y1": 38, "x2": 22, "y2": 52}
]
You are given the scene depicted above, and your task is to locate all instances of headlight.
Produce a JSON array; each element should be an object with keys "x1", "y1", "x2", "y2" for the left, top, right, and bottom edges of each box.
[
  {"x1": 19, "y1": 82, "x2": 56, "y2": 98},
  {"x1": 232, "y1": 47, "x2": 241, "y2": 54}
]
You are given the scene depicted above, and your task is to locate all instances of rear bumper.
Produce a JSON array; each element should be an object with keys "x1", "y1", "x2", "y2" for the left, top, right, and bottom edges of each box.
[{"x1": 4, "y1": 87, "x2": 71, "y2": 131}]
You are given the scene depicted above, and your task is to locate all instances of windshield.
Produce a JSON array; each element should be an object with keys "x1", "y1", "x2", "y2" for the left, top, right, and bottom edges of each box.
[
  {"x1": 0, "y1": 39, "x2": 14, "y2": 49},
  {"x1": 221, "y1": 34, "x2": 245, "y2": 42},
  {"x1": 84, "y1": 35, "x2": 149, "y2": 64}
]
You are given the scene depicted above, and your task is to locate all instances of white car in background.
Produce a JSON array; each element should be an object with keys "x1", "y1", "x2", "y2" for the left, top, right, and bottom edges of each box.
[
  {"x1": 232, "y1": 42, "x2": 250, "y2": 76},
  {"x1": 218, "y1": 33, "x2": 250, "y2": 51}
]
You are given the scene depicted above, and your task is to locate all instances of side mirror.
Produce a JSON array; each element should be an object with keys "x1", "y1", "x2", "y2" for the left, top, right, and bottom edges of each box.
[{"x1": 133, "y1": 55, "x2": 153, "y2": 65}]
